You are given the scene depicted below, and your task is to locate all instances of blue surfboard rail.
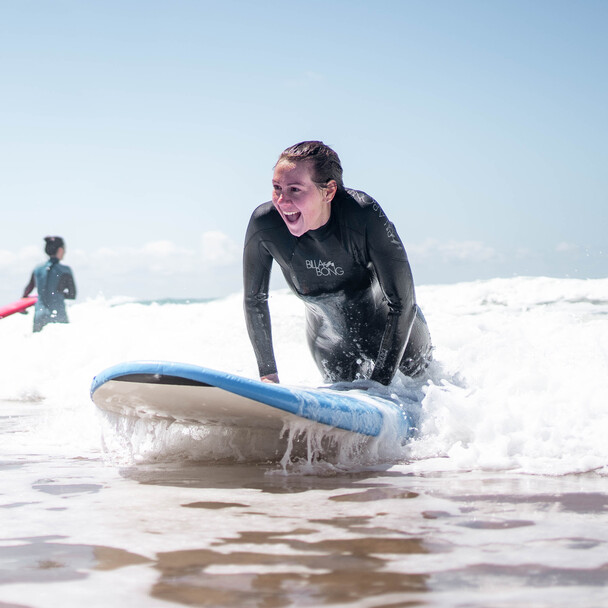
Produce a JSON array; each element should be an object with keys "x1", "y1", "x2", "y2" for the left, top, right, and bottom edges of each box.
[{"x1": 91, "y1": 360, "x2": 414, "y2": 437}]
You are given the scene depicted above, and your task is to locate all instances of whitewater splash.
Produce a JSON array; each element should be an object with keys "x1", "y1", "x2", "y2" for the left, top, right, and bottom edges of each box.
[
  {"x1": 1, "y1": 277, "x2": 607, "y2": 475},
  {"x1": 94, "y1": 374, "x2": 424, "y2": 473}
]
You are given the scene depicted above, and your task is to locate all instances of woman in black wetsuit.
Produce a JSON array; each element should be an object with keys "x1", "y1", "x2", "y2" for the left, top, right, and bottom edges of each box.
[{"x1": 243, "y1": 141, "x2": 432, "y2": 386}]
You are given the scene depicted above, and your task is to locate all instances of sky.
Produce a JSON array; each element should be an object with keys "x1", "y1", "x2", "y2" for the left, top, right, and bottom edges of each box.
[{"x1": 1, "y1": 0, "x2": 606, "y2": 302}]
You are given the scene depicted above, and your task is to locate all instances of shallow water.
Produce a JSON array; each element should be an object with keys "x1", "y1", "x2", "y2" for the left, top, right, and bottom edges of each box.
[
  {"x1": 1, "y1": 277, "x2": 608, "y2": 606},
  {"x1": 3, "y1": 401, "x2": 608, "y2": 608}
]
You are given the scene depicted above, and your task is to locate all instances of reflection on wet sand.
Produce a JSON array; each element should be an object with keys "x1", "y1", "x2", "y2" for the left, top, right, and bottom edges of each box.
[
  {"x1": 2, "y1": 467, "x2": 608, "y2": 608},
  {"x1": 0, "y1": 537, "x2": 151, "y2": 584},
  {"x1": 4, "y1": 431, "x2": 608, "y2": 608},
  {"x1": 434, "y1": 562, "x2": 608, "y2": 590},
  {"x1": 121, "y1": 462, "x2": 400, "y2": 494},
  {"x1": 183, "y1": 501, "x2": 250, "y2": 510},
  {"x1": 151, "y1": 531, "x2": 429, "y2": 607},
  {"x1": 130, "y1": 464, "x2": 432, "y2": 605},
  {"x1": 0, "y1": 530, "x2": 430, "y2": 606},
  {"x1": 446, "y1": 491, "x2": 608, "y2": 514},
  {"x1": 329, "y1": 487, "x2": 419, "y2": 502}
]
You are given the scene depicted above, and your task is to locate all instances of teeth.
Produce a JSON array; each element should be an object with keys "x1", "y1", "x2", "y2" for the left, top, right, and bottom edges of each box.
[{"x1": 284, "y1": 211, "x2": 299, "y2": 216}]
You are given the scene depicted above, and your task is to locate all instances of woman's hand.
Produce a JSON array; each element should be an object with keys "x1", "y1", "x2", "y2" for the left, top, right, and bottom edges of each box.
[{"x1": 260, "y1": 373, "x2": 280, "y2": 384}]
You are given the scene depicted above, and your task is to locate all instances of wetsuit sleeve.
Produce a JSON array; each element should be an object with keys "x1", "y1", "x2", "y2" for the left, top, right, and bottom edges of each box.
[
  {"x1": 364, "y1": 203, "x2": 417, "y2": 385},
  {"x1": 23, "y1": 273, "x2": 35, "y2": 297},
  {"x1": 243, "y1": 213, "x2": 278, "y2": 378},
  {"x1": 58, "y1": 269, "x2": 76, "y2": 300}
]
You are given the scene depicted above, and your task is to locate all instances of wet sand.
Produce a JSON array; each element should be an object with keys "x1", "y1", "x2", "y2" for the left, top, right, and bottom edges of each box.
[{"x1": 2, "y1": 401, "x2": 608, "y2": 607}]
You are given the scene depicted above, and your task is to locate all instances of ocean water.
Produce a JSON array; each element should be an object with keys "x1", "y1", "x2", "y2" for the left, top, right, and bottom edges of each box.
[{"x1": 1, "y1": 277, "x2": 608, "y2": 607}]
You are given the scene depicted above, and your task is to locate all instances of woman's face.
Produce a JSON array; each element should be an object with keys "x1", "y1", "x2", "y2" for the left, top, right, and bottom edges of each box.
[{"x1": 272, "y1": 160, "x2": 336, "y2": 237}]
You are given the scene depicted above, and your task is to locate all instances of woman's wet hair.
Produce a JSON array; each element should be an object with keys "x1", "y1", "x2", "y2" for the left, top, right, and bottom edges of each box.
[
  {"x1": 44, "y1": 236, "x2": 65, "y2": 257},
  {"x1": 277, "y1": 141, "x2": 344, "y2": 190}
]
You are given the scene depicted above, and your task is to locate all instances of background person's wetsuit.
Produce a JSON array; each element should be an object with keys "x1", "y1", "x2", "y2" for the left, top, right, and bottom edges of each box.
[
  {"x1": 23, "y1": 258, "x2": 76, "y2": 332},
  {"x1": 243, "y1": 188, "x2": 432, "y2": 385}
]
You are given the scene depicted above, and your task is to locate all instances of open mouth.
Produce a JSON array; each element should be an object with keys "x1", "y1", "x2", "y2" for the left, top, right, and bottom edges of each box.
[{"x1": 283, "y1": 210, "x2": 301, "y2": 224}]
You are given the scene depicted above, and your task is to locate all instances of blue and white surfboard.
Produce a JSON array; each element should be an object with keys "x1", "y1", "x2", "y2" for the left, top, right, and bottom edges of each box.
[{"x1": 90, "y1": 360, "x2": 419, "y2": 438}]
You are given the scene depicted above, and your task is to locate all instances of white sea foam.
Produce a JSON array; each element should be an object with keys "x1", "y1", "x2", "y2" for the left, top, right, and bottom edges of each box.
[{"x1": 1, "y1": 277, "x2": 607, "y2": 475}]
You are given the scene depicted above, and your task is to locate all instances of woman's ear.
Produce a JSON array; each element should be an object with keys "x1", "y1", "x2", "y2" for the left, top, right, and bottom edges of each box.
[{"x1": 325, "y1": 180, "x2": 338, "y2": 202}]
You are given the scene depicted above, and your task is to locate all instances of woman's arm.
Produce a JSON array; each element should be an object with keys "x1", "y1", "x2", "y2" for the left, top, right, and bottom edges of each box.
[
  {"x1": 22, "y1": 273, "x2": 35, "y2": 298},
  {"x1": 243, "y1": 212, "x2": 280, "y2": 381},
  {"x1": 58, "y1": 269, "x2": 77, "y2": 300},
  {"x1": 364, "y1": 200, "x2": 417, "y2": 385}
]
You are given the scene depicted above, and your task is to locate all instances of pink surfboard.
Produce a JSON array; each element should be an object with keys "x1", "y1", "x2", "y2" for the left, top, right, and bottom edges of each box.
[{"x1": 0, "y1": 297, "x2": 37, "y2": 319}]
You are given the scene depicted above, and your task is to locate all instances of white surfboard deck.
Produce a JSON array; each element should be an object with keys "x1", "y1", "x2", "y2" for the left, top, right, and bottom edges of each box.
[{"x1": 94, "y1": 379, "x2": 306, "y2": 430}]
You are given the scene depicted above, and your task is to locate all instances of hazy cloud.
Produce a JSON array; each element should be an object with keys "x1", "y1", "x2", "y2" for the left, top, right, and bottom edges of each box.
[
  {"x1": 556, "y1": 242, "x2": 579, "y2": 253},
  {"x1": 69, "y1": 233, "x2": 240, "y2": 277},
  {"x1": 2, "y1": 234, "x2": 599, "y2": 303},
  {"x1": 0, "y1": 246, "x2": 41, "y2": 275},
  {"x1": 201, "y1": 231, "x2": 240, "y2": 265},
  {"x1": 409, "y1": 239, "x2": 498, "y2": 262}
]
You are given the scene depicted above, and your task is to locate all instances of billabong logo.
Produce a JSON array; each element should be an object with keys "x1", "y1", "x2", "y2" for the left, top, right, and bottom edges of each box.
[{"x1": 306, "y1": 259, "x2": 344, "y2": 277}]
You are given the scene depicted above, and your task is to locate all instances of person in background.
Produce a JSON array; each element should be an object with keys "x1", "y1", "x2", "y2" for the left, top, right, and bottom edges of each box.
[
  {"x1": 243, "y1": 141, "x2": 432, "y2": 386},
  {"x1": 23, "y1": 236, "x2": 77, "y2": 332}
]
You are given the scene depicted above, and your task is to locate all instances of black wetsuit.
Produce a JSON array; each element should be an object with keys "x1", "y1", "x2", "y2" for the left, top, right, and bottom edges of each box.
[
  {"x1": 23, "y1": 258, "x2": 76, "y2": 332},
  {"x1": 243, "y1": 188, "x2": 432, "y2": 385}
]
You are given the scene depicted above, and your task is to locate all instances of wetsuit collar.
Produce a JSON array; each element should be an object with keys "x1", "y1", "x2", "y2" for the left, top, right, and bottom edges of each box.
[{"x1": 305, "y1": 219, "x2": 332, "y2": 241}]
